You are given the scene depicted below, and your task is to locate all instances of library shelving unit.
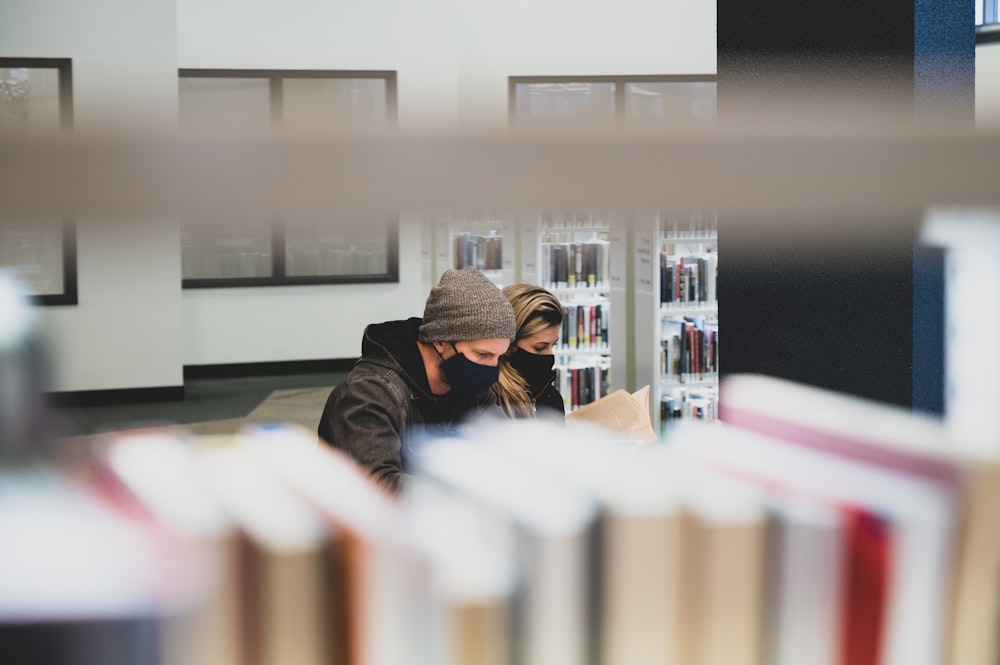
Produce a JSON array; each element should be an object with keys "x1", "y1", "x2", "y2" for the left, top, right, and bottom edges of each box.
[
  {"x1": 635, "y1": 210, "x2": 719, "y2": 434},
  {"x1": 521, "y1": 212, "x2": 616, "y2": 412},
  {"x1": 431, "y1": 214, "x2": 516, "y2": 287}
]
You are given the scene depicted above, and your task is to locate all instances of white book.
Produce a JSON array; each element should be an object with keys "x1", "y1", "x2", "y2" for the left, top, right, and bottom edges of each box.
[
  {"x1": 764, "y1": 494, "x2": 845, "y2": 665},
  {"x1": 100, "y1": 427, "x2": 242, "y2": 665},
  {"x1": 411, "y1": 434, "x2": 600, "y2": 665},
  {"x1": 0, "y1": 463, "x2": 167, "y2": 665},
  {"x1": 400, "y1": 477, "x2": 517, "y2": 665}
]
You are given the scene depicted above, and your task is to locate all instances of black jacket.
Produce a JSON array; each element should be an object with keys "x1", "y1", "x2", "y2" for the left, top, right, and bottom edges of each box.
[
  {"x1": 317, "y1": 318, "x2": 499, "y2": 493},
  {"x1": 530, "y1": 373, "x2": 567, "y2": 418}
]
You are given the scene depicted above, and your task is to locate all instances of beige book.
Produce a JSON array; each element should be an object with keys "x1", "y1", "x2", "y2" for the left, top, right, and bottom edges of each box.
[
  {"x1": 662, "y1": 453, "x2": 769, "y2": 665},
  {"x1": 196, "y1": 444, "x2": 337, "y2": 665},
  {"x1": 234, "y1": 422, "x2": 408, "y2": 665},
  {"x1": 566, "y1": 385, "x2": 657, "y2": 443}
]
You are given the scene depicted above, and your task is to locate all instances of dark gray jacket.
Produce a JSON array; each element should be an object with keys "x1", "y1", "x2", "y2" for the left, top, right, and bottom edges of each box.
[{"x1": 317, "y1": 317, "x2": 498, "y2": 493}]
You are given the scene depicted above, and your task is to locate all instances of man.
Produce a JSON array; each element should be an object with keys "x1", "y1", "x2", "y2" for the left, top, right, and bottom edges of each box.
[{"x1": 317, "y1": 267, "x2": 516, "y2": 493}]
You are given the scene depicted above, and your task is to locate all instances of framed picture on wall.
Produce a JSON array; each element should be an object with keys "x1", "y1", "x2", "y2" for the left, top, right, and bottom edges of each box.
[
  {"x1": 509, "y1": 74, "x2": 717, "y2": 130},
  {"x1": 0, "y1": 57, "x2": 77, "y2": 305},
  {"x1": 178, "y1": 69, "x2": 400, "y2": 287}
]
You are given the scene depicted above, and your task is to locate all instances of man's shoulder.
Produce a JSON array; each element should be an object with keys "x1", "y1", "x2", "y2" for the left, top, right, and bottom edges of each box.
[{"x1": 340, "y1": 358, "x2": 410, "y2": 388}]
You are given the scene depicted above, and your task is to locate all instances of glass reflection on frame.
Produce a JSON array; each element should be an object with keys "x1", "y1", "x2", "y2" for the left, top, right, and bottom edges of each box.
[
  {"x1": 0, "y1": 58, "x2": 76, "y2": 305},
  {"x1": 0, "y1": 217, "x2": 77, "y2": 305},
  {"x1": 284, "y1": 215, "x2": 391, "y2": 278}
]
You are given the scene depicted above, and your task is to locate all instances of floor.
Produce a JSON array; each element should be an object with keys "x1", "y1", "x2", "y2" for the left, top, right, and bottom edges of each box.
[{"x1": 50, "y1": 371, "x2": 347, "y2": 444}]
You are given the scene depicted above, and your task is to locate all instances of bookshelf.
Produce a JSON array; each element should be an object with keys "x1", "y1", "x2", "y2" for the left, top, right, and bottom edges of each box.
[
  {"x1": 635, "y1": 210, "x2": 719, "y2": 434},
  {"x1": 431, "y1": 214, "x2": 516, "y2": 287},
  {"x1": 521, "y1": 212, "x2": 616, "y2": 412}
]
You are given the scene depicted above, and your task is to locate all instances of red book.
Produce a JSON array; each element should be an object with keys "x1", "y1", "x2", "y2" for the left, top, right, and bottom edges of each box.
[{"x1": 840, "y1": 508, "x2": 890, "y2": 665}]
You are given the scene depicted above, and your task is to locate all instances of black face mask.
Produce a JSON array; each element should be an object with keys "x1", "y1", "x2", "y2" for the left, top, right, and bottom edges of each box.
[
  {"x1": 508, "y1": 347, "x2": 556, "y2": 393},
  {"x1": 438, "y1": 343, "x2": 500, "y2": 398}
]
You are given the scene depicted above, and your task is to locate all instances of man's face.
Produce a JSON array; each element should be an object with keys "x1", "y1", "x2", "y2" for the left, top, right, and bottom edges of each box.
[{"x1": 448, "y1": 338, "x2": 511, "y2": 366}]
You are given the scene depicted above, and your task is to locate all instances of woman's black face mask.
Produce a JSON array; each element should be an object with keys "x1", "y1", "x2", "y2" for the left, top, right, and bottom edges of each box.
[{"x1": 508, "y1": 346, "x2": 555, "y2": 391}]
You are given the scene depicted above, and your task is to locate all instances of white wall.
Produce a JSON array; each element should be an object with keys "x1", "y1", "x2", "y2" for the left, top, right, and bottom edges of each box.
[
  {"x1": 977, "y1": 42, "x2": 1000, "y2": 129},
  {"x1": 6, "y1": 0, "x2": 716, "y2": 390},
  {"x1": 49, "y1": 218, "x2": 184, "y2": 391},
  {"x1": 175, "y1": 0, "x2": 717, "y2": 368},
  {"x1": 454, "y1": 0, "x2": 717, "y2": 127},
  {"x1": 1, "y1": 0, "x2": 183, "y2": 392},
  {"x1": 181, "y1": 218, "x2": 426, "y2": 364}
]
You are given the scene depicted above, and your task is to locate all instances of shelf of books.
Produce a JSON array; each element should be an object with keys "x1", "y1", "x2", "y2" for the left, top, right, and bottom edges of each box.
[
  {"x1": 523, "y1": 212, "x2": 615, "y2": 412},
  {"x1": 431, "y1": 214, "x2": 515, "y2": 287},
  {"x1": 635, "y1": 210, "x2": 719, "y2": 434},
  {"x1": 28, "y1": 389, "x2": 1000, "y2": 665}
]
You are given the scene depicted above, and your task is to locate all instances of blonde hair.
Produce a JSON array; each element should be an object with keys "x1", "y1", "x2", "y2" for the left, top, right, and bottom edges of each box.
[{"x1": 495, "y1": 283, "x2": 564, "y2": 418}]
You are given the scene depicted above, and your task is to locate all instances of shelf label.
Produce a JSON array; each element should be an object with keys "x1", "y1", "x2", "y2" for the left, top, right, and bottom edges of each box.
[{"x1": 636, "y1": 229, "x2": 653, "y2": 294}]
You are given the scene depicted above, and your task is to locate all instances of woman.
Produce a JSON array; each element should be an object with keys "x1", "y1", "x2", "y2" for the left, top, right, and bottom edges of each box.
[{"x1": 494, "y1": 282, "x2": 567, "y2": 418}]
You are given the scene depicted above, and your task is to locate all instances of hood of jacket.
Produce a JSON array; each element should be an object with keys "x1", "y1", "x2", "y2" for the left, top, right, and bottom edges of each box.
[{"x1": 358, "y1": 317, "x2": 433, "y2": 398}]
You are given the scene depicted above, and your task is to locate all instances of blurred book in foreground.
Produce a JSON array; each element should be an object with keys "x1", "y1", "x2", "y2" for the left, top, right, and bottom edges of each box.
[{"x1": 717, "y1": 372, "x2": 1000, "y2": 665}]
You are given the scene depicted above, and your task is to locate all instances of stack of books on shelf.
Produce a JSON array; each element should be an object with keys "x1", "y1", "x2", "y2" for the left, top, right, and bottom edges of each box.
[
  {"x1": 10, "y1": 374, "x2": 1000, "y2": 665},
  {"x1": 541, "y1": 238, "x2": 609, "y2": 292},
  {"x1": 558, "y1": 300, "x2": 610, "y2": 352},
  {"x1": 537, "y1": 214, "x2": 614, "y2": 413},
  {"x1": 556, "y1": 298, "x2": 612, "y2": 412},
  {"x1": 452, "y1": 230, "x2": 503, "y2": 273},
  {"x1": 659, "y1": 316, "x2": 718, "y2": 382},
  {"x1": 659, "y1": 252, "x2": 717, "y2": 309},
  {"x1": 555, "y1": 355, "x2": 612, "y2": 414},
  {"x1": 655, "y1": 209, "x2": 720, "y2": 431}
]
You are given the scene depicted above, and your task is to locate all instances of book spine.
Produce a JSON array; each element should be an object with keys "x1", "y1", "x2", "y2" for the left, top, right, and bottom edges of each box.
[
  {"x1": 586, "y1": 242, "x2": 598, "y2": 287},
  {"x1": 573, "y1": 243, "x2": 584, "y2": 288},
  {"x1": 601, "y1": 302, "x2": 609, "y2": 347},
  {"x1": 587, "y1": 305, "x2": 601, "y2": 347},
  {"x1": 568, "y1": 306, "x2": 578, "y2": 348},
  {"x1": 570, "y1": 367, "x2": 580, "y2": 412},
  {"x1": 556, "y1": 245, "x2": 569, "y2": 289},
  {"x1": 453, "y1": 232, "x2": 467, "y2": 269},
  {"x1": 538, "y1": 242, "x2": 556, "y2": 289}
]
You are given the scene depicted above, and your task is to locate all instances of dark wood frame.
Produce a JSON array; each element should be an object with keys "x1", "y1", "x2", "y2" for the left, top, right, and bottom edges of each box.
[
  {"x1": 508, "y1": 74, "x2": 718, "y2": 128},
  {"x1": 978, "y1": 23, "x2": 1000, "y2": 43},
  {"x1": 0, "y1": 57, "x2": 77, "y2": 306},
  {"x1": 178, "y1": 69, "x2": 400, "y2": 288}
]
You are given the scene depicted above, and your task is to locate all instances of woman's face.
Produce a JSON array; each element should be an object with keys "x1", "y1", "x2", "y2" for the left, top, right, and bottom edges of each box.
[{"x1": 515, "y1": 324, "x2": 561, "y2": 356}]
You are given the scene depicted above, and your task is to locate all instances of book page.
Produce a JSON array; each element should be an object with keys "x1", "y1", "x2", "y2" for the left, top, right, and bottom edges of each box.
[{"x1": 566, "y1": 386, "x2": 657, "y2": 443}]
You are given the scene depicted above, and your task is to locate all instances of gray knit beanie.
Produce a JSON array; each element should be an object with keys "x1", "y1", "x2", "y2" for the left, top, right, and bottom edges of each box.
[{"x1": 418, "y1": 267, "x2": 516, "y2": 342}]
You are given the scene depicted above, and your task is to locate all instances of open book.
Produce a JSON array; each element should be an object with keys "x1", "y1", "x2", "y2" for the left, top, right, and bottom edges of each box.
[{"x1": 565, "y1": 386, "x2": 657, "y2": 444}]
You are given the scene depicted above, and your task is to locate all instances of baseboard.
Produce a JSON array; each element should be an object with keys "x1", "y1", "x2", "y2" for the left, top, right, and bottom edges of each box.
[
  {"x1": 47, "y1": 386, "x2": 185, "y2": 409},
  {"x1": 183, "y1": 358, "x2": 357, "y2": 380},
  {"x1": 46, "y1": 360, "x2": 356, "y2": 408}
]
